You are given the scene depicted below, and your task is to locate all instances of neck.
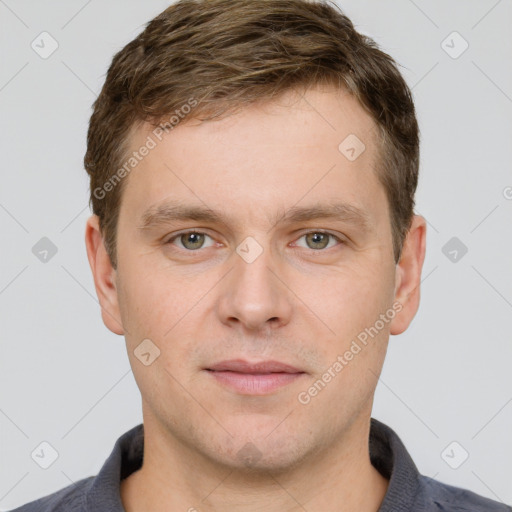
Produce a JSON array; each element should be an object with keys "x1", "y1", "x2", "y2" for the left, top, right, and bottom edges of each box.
[{"x1": 120, "y1": 412, "x2": 389, "y2": 512}]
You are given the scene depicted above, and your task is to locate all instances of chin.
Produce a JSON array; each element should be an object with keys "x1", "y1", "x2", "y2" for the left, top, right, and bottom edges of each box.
[{"x1": 208, "y1": 427, "x2": 313, "y2": 475}]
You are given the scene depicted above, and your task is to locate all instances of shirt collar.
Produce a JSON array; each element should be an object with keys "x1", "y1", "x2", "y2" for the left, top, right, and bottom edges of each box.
[{"x1": 369, "y1": 418, "x2": 421, "y2": 511}]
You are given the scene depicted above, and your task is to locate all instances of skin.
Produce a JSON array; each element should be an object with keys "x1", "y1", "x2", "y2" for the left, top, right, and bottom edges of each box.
[{"x1": 85, "y1": 85, "x2": 426, "y2": 511}]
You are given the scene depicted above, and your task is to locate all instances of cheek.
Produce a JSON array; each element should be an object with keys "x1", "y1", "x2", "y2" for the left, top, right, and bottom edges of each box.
[
  {"x1": 117, "y1": 258, "x2": 208, "y2": 339},
  {"x1": 296, "y1": 275, "x2": 391, "y2": 419},
  {"x1": 299, "y1": 263, "x2": 395, "y2": 346}
]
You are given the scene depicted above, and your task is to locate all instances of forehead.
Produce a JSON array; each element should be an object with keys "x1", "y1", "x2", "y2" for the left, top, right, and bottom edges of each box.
[{"x1": 118, "y1": 86, "x2": 386, "y2": 230}]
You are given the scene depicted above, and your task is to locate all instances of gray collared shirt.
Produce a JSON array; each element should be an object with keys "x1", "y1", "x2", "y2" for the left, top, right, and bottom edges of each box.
[{"x1": 10, "y1": 418, "x2": 512, "y2": 511}]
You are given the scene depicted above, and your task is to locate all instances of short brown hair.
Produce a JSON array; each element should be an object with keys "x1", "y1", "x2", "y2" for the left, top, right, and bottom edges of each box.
[{"x1": 84, "y1": 0, "x2": 419, "y2": 269}]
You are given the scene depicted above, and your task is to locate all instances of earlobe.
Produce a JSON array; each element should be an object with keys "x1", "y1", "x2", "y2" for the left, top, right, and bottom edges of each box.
[
  {"x1": 389, "y1": 215, "x2": 427, "y2": 336},
  {"x1": 84, "y1": 215, "x2": 125, "y2": 335}
]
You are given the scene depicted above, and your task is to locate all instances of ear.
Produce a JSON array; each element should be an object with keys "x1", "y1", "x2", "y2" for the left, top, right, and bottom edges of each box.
[
  {"x1": 84, "y1": 215, "x2": 124, "y2": 335},
  {"x1": 389, "y1": 215, "x2": 427, "y2": 335}
]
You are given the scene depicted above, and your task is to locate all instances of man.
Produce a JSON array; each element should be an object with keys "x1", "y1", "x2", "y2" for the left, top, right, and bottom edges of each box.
[{"x1": 12, "y1": 0, "x2": 510, "y2": 510}]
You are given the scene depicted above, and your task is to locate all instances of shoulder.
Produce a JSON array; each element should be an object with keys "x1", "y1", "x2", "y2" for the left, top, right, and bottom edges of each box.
[
  {"x1": 420, "y1": 475, "x2": 512, "y2": 511},
  {"x1": 7, "y1": 476, "x2": 93, "y2": 512}
]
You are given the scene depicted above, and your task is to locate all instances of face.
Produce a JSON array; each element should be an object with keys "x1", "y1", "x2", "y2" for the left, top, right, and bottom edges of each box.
[{"x1": 86, "y1": 85, "x2": 425, "y2": 473}]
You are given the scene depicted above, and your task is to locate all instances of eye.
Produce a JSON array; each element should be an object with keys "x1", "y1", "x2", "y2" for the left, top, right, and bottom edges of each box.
[
  {"x1": 294, "y1": 231, "x2": 343, "y2": 250},
  {"x1": 165, "y1": 230, "x2": 343, "y2": 252},
  {"x1": 166, "y1": 231, "x2": 215, "y2": 251}
]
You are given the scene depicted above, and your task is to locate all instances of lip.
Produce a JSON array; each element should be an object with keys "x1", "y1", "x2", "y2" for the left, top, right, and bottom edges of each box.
[
  {"x1": 207, "y1": 359, "x2": 302, "y2": 374},
  {"x1": 205, "y1": 359, "x2": 306, "y2": 395}
]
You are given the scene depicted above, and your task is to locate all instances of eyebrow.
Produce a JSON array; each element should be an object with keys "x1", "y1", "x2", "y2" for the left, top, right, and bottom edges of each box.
[{"x1": 137, "y1": 200, "x2": 372, "y2": 233}]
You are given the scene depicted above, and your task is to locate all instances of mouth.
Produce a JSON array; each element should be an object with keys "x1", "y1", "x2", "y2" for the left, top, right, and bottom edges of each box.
[{"x1": 204, "y1": 359, "x2": 306, "y2": 395}]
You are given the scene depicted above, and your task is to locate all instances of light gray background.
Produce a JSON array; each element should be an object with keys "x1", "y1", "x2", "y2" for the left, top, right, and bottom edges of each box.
[{"x1": 1, "y1": 0, "x2": 511, "y2": 509}]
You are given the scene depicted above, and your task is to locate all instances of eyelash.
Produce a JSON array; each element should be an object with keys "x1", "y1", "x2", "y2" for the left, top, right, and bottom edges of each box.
[{"x1": 165, "y1": 229, "x2": 345, "y2": 252}]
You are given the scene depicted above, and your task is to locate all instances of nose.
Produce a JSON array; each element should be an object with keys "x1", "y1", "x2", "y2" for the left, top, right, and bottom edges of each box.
[{"x1": 216, "y1": 242, "x2": 293, "y2": 332}]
